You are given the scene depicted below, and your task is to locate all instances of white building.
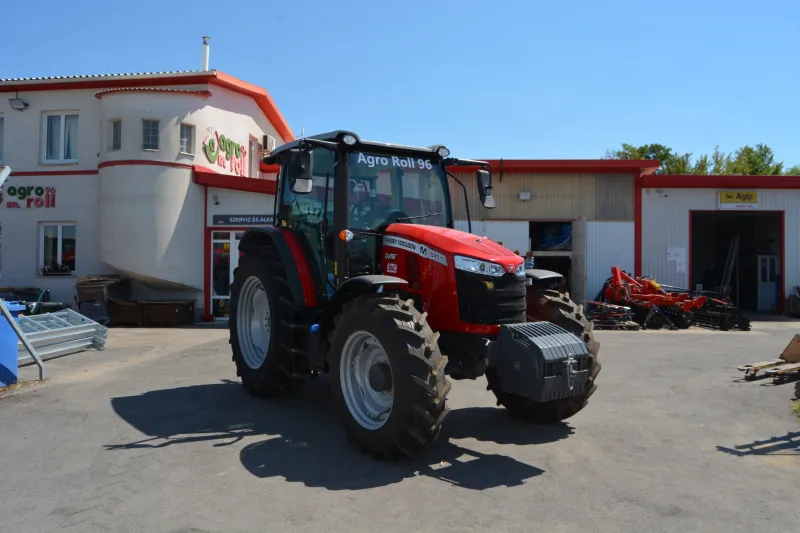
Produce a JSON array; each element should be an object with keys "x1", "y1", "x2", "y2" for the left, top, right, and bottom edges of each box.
[
  {"x1": 639, "y1": 174, "x2": 800, "y2": 313},
  {"x1": 0, "y1": 58, "x2": 291, "y2": 320}
]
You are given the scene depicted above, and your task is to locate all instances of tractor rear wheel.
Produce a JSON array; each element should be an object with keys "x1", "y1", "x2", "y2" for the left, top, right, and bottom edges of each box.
[
  {"x1": 487, "y1": 289, "x2": 601, "y2": 423},
  {"x1": 229, "y1": 249, "x2": 307, "y2": 398},
  {"x1": 329, "y1": 294, "x2": 451, "y2": 459}
]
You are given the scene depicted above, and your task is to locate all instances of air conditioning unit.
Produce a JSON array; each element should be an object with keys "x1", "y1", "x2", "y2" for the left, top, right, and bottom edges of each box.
[{"x1": 262, "y1": 134, "x2": 276, "y2": 153}]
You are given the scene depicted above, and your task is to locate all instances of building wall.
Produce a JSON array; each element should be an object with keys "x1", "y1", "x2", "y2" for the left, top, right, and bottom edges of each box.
[
  {"x1": 641, "y1": 187, "x2": 800, "y2": 297},
  {"x1": 206, "y1": 188, "x2": 276, "y2": 225},
  {"x1": 1, "y1": 84, "x2": 211, "y2": 172},
  {"x1": 453, "y1": 220, "x2": 529, "y2": 254},
  {"x1": 97, "y1": 87, "x2": 282, "y2": 176},
  {"x1": 450, "y1": 171, "x2": 634, "y2": 222},
  {"x1": 587, "y1": 221, "x2": 634, "y2": 301},
  {"x1": 0, "y1": 81, "x2": 288, "y2": 315},
  {"x1": 0, "y1": 174, "x2": 102, "y2": 304},
  {"x1": 98, "y1": 165, "x2": 204, "y2": 290}
]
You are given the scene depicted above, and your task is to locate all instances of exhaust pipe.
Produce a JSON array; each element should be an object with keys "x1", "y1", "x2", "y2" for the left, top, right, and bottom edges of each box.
[{"x1": 201, "y1": 36, "x2": 210, "y2": 71}]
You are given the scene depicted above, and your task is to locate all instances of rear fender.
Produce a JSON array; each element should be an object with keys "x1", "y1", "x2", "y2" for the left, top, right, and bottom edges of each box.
[
  {"x1": 525, "y1": 269, "x2": 563, "y2": 291},
  {"x1": 525, "y1": 269, "x2": 563, "y2": 282},
  {"x1": 320, "y1": 275, "x2": 408, "y2": 337},
  {"x1": 238, "y1": 227, "x2": 312, "y2": 308}
]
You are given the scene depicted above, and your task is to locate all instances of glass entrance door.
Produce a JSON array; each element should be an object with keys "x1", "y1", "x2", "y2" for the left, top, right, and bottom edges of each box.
[{"x1": 211, "y1": 231, "x2": 243, "y2": 320}]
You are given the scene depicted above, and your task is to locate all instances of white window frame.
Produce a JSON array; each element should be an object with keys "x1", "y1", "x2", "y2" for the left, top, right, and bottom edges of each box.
[
  {"x1": 109, "y1": 119, "x2": 122, "y2": 151},
  {"x1": 38, "y1": 222, "x2": 77, "y2": 276},
  {"x1": 142, "y1": 119, "x2": 160, "y2": 151},
  {"x1": 179, "y1": 123, "x2": 195, "y2": 155},
  {"x1": 41, "y1": 111, "x2": 79, "y2": 164}
]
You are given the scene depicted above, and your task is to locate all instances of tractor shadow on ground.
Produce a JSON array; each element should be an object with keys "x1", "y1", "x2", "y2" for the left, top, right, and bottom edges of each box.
[
  {"x1": 716, "y1": 431, "x2": 800, "y2": 456},
  {"x1": 106, "y1": 378, "x2": 573, "y2": 491}
]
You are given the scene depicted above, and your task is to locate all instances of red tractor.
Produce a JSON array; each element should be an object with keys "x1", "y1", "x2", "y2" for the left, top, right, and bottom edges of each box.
[{"x1": 229, "y1": 131, "x2": 600, "y2": 459}]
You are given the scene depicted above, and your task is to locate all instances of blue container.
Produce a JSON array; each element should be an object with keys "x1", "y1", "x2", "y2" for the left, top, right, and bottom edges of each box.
[{"x1": 0, "y1": 300, "x2": 26, "y2": 386}]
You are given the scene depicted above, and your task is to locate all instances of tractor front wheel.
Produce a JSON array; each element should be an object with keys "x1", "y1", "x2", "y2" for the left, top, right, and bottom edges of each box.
[
  {"x1": 487, "y1": 289, "x2": 601, "y2": 424},
  {"x1": 329, "y1": 294, "x2": 451, "y2": 459}
]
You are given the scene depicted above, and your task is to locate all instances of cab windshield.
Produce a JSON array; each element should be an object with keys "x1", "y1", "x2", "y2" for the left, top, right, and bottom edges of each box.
[{"x1": 347, "y1": 151, "x2": 450, "y2": 231}]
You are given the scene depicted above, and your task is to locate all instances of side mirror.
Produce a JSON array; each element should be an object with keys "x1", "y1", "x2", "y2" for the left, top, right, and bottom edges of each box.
[
  {"x1": 288, "y1": 147, "x2": 314, "y2": 194},
  {"x1": 477, "y1": 169, "x2": 495, "y2": 209}
]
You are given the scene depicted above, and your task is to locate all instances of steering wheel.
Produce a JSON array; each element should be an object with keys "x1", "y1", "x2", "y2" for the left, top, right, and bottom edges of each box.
[{"x1": 350, "y1": 195, "x2": 387, "y2": 225}]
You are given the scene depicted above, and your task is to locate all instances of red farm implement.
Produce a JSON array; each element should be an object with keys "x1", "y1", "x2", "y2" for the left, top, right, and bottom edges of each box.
[
  {"x1": 599, "y1": 267, "x2": 708, "y2": 330},
  {"x1": 595, "y1": 267, "x2": 751, "y2": 331}
]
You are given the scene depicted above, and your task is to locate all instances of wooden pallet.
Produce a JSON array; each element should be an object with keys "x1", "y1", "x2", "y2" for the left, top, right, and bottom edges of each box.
[
  {"x1": 737, "y1": 334, "x2": 800, "y2": 381},
  {"x1": 765, "y1": 363, "x2": 800, "y2": 383},
  {"x1": 737, "y1": 360, "x2": 785, "y2": 380}
]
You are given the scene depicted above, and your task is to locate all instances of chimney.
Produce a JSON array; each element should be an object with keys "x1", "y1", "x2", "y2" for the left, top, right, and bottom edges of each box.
[{"x1": 201, "y1": 36, "x2": 210, "y2": 71}]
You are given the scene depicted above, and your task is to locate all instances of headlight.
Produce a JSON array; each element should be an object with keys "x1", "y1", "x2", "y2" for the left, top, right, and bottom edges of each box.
[
  {"x1": 515, "y1": 263, "x2": 525, "y2": 278},
  {"x1": 454, "y1": 255, "x2": 505, "y2": 277}
]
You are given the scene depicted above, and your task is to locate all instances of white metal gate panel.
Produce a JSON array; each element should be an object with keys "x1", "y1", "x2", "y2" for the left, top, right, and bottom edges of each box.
[
  {"x1": 587, "y1": 221, "x2": 634, "y2": 301},
  {"x1": 571, "y1": 217, "x2": 587, "y2": 306}
]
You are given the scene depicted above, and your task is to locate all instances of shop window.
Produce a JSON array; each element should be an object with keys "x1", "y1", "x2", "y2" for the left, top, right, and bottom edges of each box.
[
  {"x1": 109, "y1": 119, "x2": 121, "y2": 151},
  {"x1": 38, "y1": 223, "x2": 76, "y2": 276},
  {"x1": 142, "y1": 119, "x2": 159, "y2": 150},
  {"x1": 248, "y1": 137, "x2": 262, "y2": 178},
  {"x1": 180, "y1": 123, "x2": 195, "y2": 155},
  {"x1": 42, "y1": 112, "x2": 79, "y2": 163},
  {"x1": 0, "y1": 115, "x2": 4, "y2": 161}
]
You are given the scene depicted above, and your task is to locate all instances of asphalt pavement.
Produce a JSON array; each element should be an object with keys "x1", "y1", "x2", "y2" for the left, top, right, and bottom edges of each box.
[{"x1": 1, "y1": 321, "x2": 799, "y2": 533}]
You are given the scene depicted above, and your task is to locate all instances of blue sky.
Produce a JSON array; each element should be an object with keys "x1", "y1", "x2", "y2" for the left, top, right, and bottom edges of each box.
[{"x1": 3, "y1": 0, "x2": 798, "y2": 165}]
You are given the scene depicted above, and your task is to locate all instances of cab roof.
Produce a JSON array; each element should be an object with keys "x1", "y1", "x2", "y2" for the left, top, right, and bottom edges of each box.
[{"x1": 270, "y1": 130, "x2": 448, "y2": 158}]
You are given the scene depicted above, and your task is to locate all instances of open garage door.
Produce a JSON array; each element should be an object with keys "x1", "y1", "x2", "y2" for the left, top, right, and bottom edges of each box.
[
  {"x1": 690, "y1": 211, "x2": 783, "y2": 312},
  {"x1": 571, "y1": 217, "x2": 587, "y2": 307}
]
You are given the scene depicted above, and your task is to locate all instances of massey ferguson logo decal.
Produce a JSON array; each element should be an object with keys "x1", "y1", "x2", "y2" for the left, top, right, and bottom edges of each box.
[{"x1": 383, "y1": 236, "x2": 448, "y2": 266}]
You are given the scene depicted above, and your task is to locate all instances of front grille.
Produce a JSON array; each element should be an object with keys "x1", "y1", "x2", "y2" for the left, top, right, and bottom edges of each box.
[{"x1": 456, "y1": 270, "x2": 527, "y2": 325}]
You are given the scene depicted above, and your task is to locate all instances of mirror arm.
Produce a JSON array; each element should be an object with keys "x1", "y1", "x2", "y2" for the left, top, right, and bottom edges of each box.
[{"x1": 446, "y1": 171, "x2": 472, "y2": 234}]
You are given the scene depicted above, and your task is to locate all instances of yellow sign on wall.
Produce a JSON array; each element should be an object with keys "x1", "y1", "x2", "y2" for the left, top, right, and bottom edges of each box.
[{"x1": 718, "y1": 190, "x2": 759, "y2": 210}]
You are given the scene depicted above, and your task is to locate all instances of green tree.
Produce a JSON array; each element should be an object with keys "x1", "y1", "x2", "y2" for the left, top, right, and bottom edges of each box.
[
  {"x1": 785, "y1": 164, "x2": 800, "y2": 176},
  {"x1": 605, "y1": 142, "x2": 792, "y2": 175}
]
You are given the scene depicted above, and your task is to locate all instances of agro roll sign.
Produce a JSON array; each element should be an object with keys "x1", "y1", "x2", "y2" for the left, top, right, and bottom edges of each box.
[
  {"x1": 718, "y1": 190, "x2": 758, "y2": 210},
  {"x1": 203, "y1": 129, "x2": 247, "y2": 177},
  {"x1": 2, "y1": 185, "x2": 57, "y2": 209}
]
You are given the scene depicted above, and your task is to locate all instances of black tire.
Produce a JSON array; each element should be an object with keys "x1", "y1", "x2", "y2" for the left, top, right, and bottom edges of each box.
[
  {"x1": 488, "y1": 289, "x2": 601, "y2": 424},
  {"x1": 795, "y1": 381, "x2": 800, "y2": 401},
  {"x1": 329, "y1": 294, "x2": 451, "y2": 459},
  {"x1": 229, "y1": 248, "x2": 307, "y2": 398}
]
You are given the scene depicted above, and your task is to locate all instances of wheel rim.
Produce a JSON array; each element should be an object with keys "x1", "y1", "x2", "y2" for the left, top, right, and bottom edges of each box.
[
  {"x1": 340, "y1": 330, "x2": 394, "y2": 430},
  {"x1": 237, "y1": 276, "x2": 271, "y2": 369}
]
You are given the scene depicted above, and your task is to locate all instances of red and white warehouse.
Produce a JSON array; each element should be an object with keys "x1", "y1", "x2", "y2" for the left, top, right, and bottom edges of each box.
[{"x1": 1, "y1": 48, "x2": 798, "y2": 320}]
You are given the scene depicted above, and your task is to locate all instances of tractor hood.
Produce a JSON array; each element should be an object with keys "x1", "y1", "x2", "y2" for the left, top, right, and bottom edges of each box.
[{"x1": 385, "y1": 224, "x2": 524, "y2": 272}]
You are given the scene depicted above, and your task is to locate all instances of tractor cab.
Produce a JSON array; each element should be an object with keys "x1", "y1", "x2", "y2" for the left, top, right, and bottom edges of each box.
[{"x1": 269, "y1": 131, "x2": 494, "y2": 295}]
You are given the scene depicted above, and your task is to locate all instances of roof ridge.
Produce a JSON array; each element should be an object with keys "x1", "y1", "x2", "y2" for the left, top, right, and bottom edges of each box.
[{"x1": 0, "y1": 70, "x2": 211, "y2": 82}]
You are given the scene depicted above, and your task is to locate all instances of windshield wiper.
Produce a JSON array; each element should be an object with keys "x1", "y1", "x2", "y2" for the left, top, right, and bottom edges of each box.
[{"x1": 395, "y1": 212, "x2": 442, "y2": 222}]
